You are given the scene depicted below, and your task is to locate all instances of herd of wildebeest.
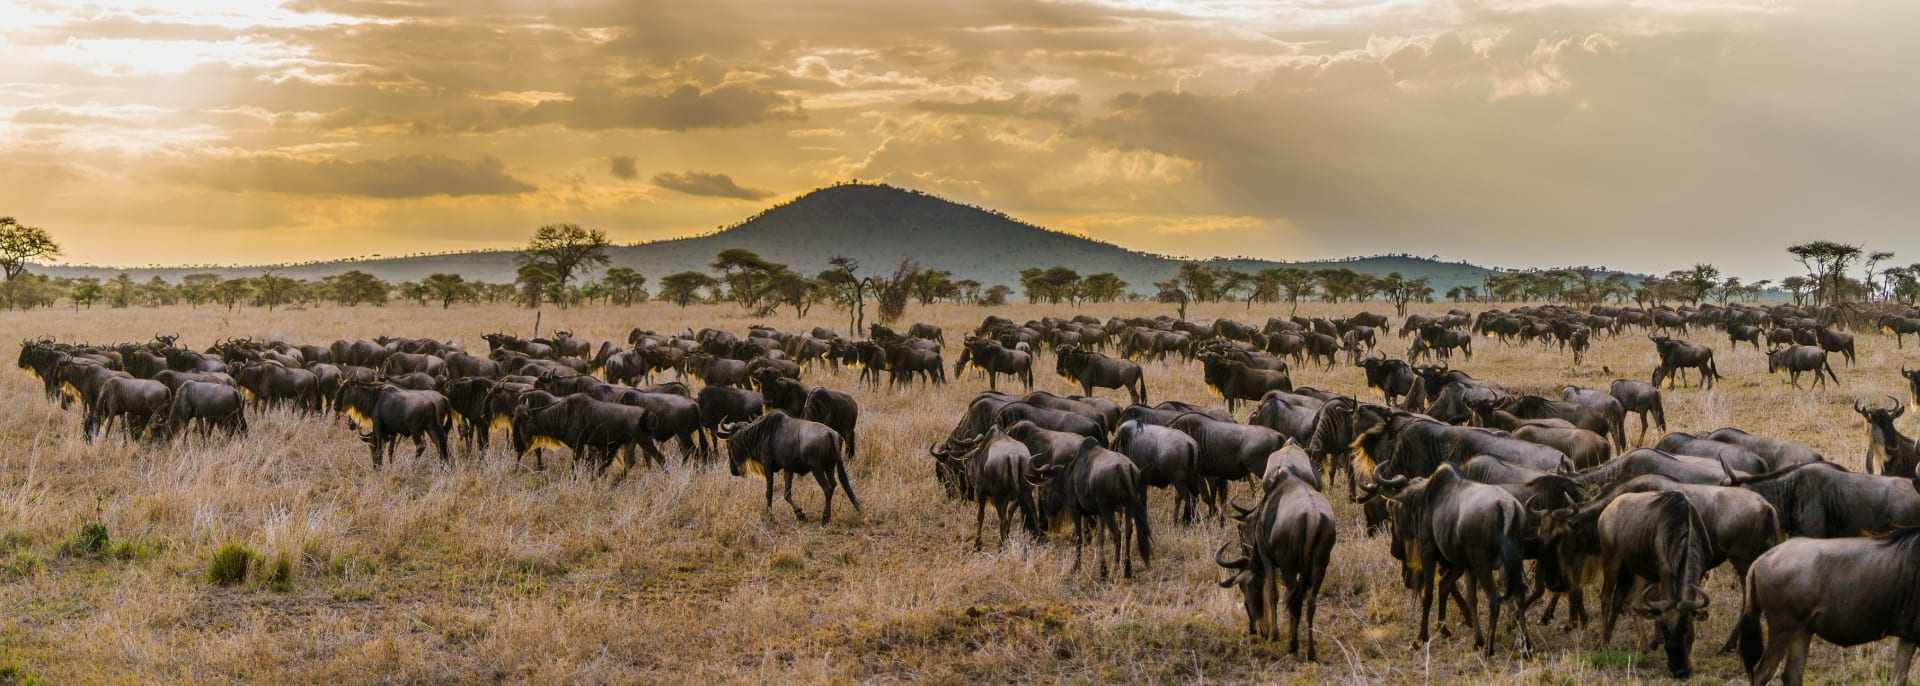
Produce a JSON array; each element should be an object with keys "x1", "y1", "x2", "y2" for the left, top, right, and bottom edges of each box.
[{"x1": 17, "y1": 300, "x2": 1920, "y2": 685}]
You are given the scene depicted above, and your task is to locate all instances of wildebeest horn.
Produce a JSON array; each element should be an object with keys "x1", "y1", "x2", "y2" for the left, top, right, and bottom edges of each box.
[
  {"x1": 1888, "y1": 396, "x2": 1905, "y2": 419},
  {"x1": 714, "y1": 418, "x2": 742, "y2": 438},
  {"x1": 1855, "y1": 399, "x2": 1869, "y2": 415},
  {"x1": 928, "y1": 442, "x2": 949, "y2": 458},
  {"x1": 1372, "y1": 462, "x2": 1408, "y2": 489},
  {"x1": 1681, "y1": 583, "x2": 1710, "y2": 612},
  {"x1": 1214, "y1": 541, "x2": 1250, "y2": 570},
  {"x1": 1639, "y1": 584, "x2": 1670, "y2": 612}
]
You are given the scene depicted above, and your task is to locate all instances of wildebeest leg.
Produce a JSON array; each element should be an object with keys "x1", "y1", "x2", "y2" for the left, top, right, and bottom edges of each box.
[
  {"x1": 412, "y1": 434, "x2": 428, "y2": 461},
  {"x1": 975, "y1": 495, "x2": 988, "y2": 551},
  {"x1": 1070, "y1": 516, "x2": 1085, "y2": 574},
  {"x1": 815, "y1": 470, "x2": 836, "y2": 524},
  {"x1": 1599, "y1": 566, "x2": 1629, "y2": 646},
  {"x1": 995, "y1": 500, "x2": 1013, "y2": 550},
  {"x1": 762, "y1": 472, "x2": 776, "y2": 514},
  {"x1": 1891, "y1": 638, "x2": 1915, "y2": 686},
  {"x1": 784, "y1": 472, "x2": 806, "y2": 521},
  {"x1": 1415, "y1": 567, "x2": 1437, "y2": 645},
  {"x1": 368, "y1": 432, "x2": 383, "y2": 469}
]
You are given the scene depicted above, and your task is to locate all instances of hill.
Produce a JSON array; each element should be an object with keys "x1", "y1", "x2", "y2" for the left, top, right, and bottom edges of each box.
[{"x1": 33, "y1": 184, "x2": 1505, "y2": 293}]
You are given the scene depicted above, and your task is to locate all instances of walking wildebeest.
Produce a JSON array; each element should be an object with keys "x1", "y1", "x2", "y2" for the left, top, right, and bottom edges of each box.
[{"x1": 718, "y1": 411, "x2": 860, "y2": 524}]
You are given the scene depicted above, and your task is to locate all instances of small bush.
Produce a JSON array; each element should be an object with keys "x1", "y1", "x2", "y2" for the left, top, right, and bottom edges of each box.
[
  {"x1": 65, "y1": 523, "x2": 110, "y2": 556},
  {"x1": 0, "y1": 663, "x2": 45, "y2": 686},
  {"x1": 261, "y1": 551, "x2": 294, "y2": 592},
  {"x1": 207, "y1": 544, "x2": 255, "y2": 586},
  {"x1": 5, "y1": 554, "x2": 45, "y2": 580},
  {"x1": 112, "y1": 541, "x2": 151, "y2": 561}
]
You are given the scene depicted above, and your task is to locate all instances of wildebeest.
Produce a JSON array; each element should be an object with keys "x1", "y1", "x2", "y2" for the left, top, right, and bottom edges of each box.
[
  {"x1": 1655, "y1": 432, "x2": 1771, "y2": 474},
  {"x1": 1737, "y1": 528, "x2": 1920, "y2": 686},
  {"x1": 1367, "y1": 463, "x2": 1533, "y2": 656},
  {"x1": 1169, "y1": 413, "x2": 1288, "y2": 521},
  {"x1": 1649, "y1": 335, "x2": 1721, "y2": 390},
  {"x1": 1111, "y1": 420, "x2": 1202, "y2": 525},
  {"x1": 1030, "y1": 438, "x2": 1153, "y2": 579},
  {"x1": 1574, "y1": 449, "x2": 1740, "y2": 491},
  {"x1": 1357, "y1": 355, "x2": 1417, "y2": 406},
  {"x1": 1609, "y1": 379, "x2": 1667, "y2": 447},
  {"x1": 1857, "y1": 397, "x2": 1917, "y2": 478},
  {"x1": 718, "y1": 411, "x2": 860, "y2": 524},
  {"x1": 696, "y1": 385, "x2": 763, "y2": 444},
  {"x1": 685, "y1": 352, "x2": 750, "y2": 388},
  {"x1": 334, "y1": 381, "x2": 452, "y2": 467},
  {"x1": 753, "y1": 369, "x2": 858, "y2": 461},
  {"x1": 1199, "y1": 354, "x2": 1291, "y2": 415},
  {"x1": 953, "y1": 336, "x2": 1033, "y2": 391},
  {"x1": 233, "y1": 361, "x2": 319, "y2": 412},
  {"x1": 1907, "y1": 366, "x2": 1920, "y2": 410},
  {"x1": 1700, "y1": 427, "x2": 1824, "y2": 470},
  {"x1": 1215, "y1": 470, "x2": 1336, "y2": 659},
  {"x1": 510, "y1": 393, "x2": 666, "y2": 475},
  {"x1": 1550, "y1": 491, "x2": 1712, "y2": 677},
  {"x1": 1722, "y1": 460, "x2": 1920, "y2": 538},
  {"x1": 1055, "y1": 346, "x2": 1146, "y2": 404},
  {"x1": 89, "y1": 376, "x2": 170, "y2": 441},
  {"x1": 1764, "y1": 345, "x2": 1839, "y2": 390},
  {"x1": 937, "y1": 427, "x2": 1039, "y2": 550},
  {"x1": 148, "y1": 380, "x2": 247, "y2": 441}
]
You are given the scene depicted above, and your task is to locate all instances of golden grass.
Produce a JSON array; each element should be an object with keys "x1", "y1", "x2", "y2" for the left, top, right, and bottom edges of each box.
[{"x1": 0, "y1": 300, "x2": 1913, "y2": 684}]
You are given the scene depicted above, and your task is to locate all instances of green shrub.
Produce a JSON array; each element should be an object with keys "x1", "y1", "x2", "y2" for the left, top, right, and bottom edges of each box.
[
  {"x1": 75, "y1": 523, "x2": 109, "y2": 555},
  {"x1": 207, "y1": 544, "x2": 255, "y2": 586},
  {"x1": 261, "y1": 551, "x2": 294, "y2": 592}
]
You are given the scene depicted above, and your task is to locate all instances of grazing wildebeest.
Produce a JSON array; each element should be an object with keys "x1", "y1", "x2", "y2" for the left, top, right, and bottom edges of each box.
[
  {"x1": 233, "y1": 361, "x2": 319, "y2": 412},
  {"x1": 1552, "y1": 490, "x2": 1713, "y2": 677},
  {"x1": 1857, "y1": 397, "x2": 1917, "y2": 478},
  {"x1": 1055, "y1": 345, "x2": 1146, "y2": 404},
  {"x1": 1609, "y1": 379, "x2": 1667, "y2": 447},
  {"x1": 1737, "y1": 528, "x2": 1920, "y2": 686},
  {"x1": 1367, "y1": 463, "x2": 1533, "y2": 656},
  {"x1": 1764, "y1": 345, "x2": 1839, "y2": 390},
  {"x1": 1649, "y1": 335, "x2": 1721, "y2": 389},
  {"x1": 148, "y1": 380, "x2": 247, "y2": 441},
  {"x1": 718, "y1": 411, "x2": 860, "y2": 524},
  {"x1": 936, "y1": 427, "x2": 1039, "y2": 550},
  {"x1": 752, "y1": 369, "x2": 858, "y2": 461},
  {"x1": 1030, "y1": 438, "x2": 1153, "y2": 579},
  {"x1": 334, "y1": 381, "x2": 452, "y2": 468},
  {"x1": 1112, "y1": 419, "x2": 1202, "y2": 525},
  {"x1": 1560, "y1": 385, "x2": 1630, "y2": 452},
  {"x1": 1216, "y1": 470, "x2": 1336, "y2": 660},
  {"x1": 953, "y1": 336, "x2": 1033, "y2": 391},
  {"x1": 1169, "y1": 413, "x2": 1287, "y2": 521}
]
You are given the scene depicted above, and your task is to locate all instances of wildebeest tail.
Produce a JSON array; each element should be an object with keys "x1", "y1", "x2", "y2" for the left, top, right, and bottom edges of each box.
[
  {"x1": 1126, "y1": 470, "x2": 1153, "y2": 566},
  {"x1": 834, "y1": 439, "x2": 862, "y2": 513},
  {"x1": 1737, "y1": 566, "x2": 1764, "y2": 674},
  {"x1": 1651, "y1": 394, "x2": 1668, "y2": 432},
  {"x1": 1134, "y1": 374, "x2": 1148, "y2": 405},
  {"x1": 1822, "y1": 358, "x2": 1839, "y2": 386},
  {"x1": 1498, "y1": 508, "x2": 1525, "y2": 602}
]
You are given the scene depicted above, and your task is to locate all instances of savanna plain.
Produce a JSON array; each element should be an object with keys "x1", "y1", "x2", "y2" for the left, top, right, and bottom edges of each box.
[{"x1": 1, "y1": 300, "x2": 1913, "y2": 685}]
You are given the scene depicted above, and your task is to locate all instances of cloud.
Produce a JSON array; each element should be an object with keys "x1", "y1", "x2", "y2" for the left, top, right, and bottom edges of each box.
[
  {"x1": 177, "y1": 153, "x2": 536, "y2": 198},
  {"x1": 609, "y1": 156, "x2": 637, "y2": 180},
  {"x1": 651, "y1": 171, "x2": 773, "y2": 200},
  {"x1": 516, "y1": 85, "x2": 802, "y2": 131},
  {"x1": 909, "y1": 93, "x2": 1082, "y2": 123}
]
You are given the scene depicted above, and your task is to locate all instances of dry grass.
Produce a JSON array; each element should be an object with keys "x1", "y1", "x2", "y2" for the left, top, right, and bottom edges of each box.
[{"x1": 0, "y1": 300, "x2": 1913, "y2": 684}]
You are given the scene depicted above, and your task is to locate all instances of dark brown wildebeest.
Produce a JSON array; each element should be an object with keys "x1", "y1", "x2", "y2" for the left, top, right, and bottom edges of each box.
[
  {"x1": 334, "y1": 381, "x2": 452, "y2": 468},
  {"x1": 233, "y1": 361, "x2": 319, "y2": 412},
  {"x1": 1737, "y1": 528, "x2": 1920, "y2": 686},
  {"x1": 1907, "y1": 366, "x2": 1920, "y2": 409},
  {"x1": 1544, "y1": 491, "x2": 1712, "y2": 677},
  {"x1": 1857, "y1": 397, "x2": 1917, "y2": 478},
  {"x1": 1721, "y1": 460, "x2": 1920, "y2": 538},
  {"x1": 1216, "y1": 470, "x2": 1336, "y2": 660},
  {"x1": 510, "y1": 394, "x2": 665, "y2": 475},
  {"x1": 1609, "y1": 379, "x2": 1666, "y2": 447},
  {"x1": 1573, "y1": 449, "x2": 1741, "y2": 491},
  {"x1": 752, "y1": 369, "x2": 858, "y2": 461},
  {"x1": 1169, "y1": 413, "x2": 1287, "y2": 521},
  {"x1": 1030, "y1": 438, "x2": 1153, "y2": 580},
  {"x1": 907, "y1": 322, "x2": 945, "y2": 347},
  {"x1": 1764, "y1": 345, "x2": 1839, "y2": 390},
  {"x1": 1649, "y1": 335, "x2": 1722, "y2": 390},
  {"x1": 1606, "y1": 474, "x2": 1784, "y2": 651},
  {"x1": 1357, "y1": 355, "x2": 1417, "y2": 406},
  {"x1": 1367, "y1": 463, "x2": 1533, "y2": 656},
  {"x1": 934, "y1": 427, "x2": 1039, "y2": 550},
  {"x1": 1056, "y1": 345, "x2": 1146, "y2": 404},
  {"x1": 1655, "y1": 432, "x2": 1771, "y2": 474},
  {"x1": 1199, "y1": 354, "x2": 1289, "y2": 415},
  {"x1": 1700, "y1": 428, "x2": 1823, "y2": 470},
  {"x1": 718, "y1": 411, "x2": 860, "y2": 525},
  {"x1": 684, "y1": 352, "x2": 749, "y2": 388},
  {"x1": 953, "y1": 336, "x2": 1033, "y2": 391},
  {"x1": 89, "y1": 376, "x2": 169, "y2": 441},
  {"x1": 882, "y1": 342, "x2": 945, "y2": 386},
  {"x1": 1728, "y1": 324, "x2": 1764, "y2": 350},
  {"x1": 148, "y1": 380, "x2": 247, "y2": 442},
  {"x1": 1112, "y1": 419, "x2": 1202, "y2": 526},
  {"x1": 696, "y1": 385, "x2": 763, "y2": 443}
]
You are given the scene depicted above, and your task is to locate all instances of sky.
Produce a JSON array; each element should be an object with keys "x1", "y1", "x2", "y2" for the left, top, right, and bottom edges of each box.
[{"x1": 2, "y1": 0, "x2": 1916, "y2": 280}]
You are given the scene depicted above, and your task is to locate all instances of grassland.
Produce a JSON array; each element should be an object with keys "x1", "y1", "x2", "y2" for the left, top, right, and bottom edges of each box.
[{"x1": 0, "y1": 300, "x2": 1913, "y2": 684}]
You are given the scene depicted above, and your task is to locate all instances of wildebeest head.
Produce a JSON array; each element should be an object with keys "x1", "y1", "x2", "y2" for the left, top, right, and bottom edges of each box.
[
  {"x1": 1903, "y1": 366, "x2": 1920, "y2": 411},
  {"x1": 1214, "y1": 540, "x2": 1270, "y2": 635}
]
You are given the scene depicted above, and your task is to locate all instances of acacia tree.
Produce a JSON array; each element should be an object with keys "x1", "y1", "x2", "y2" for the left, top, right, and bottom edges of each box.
[
  {"x1": 1271, "y1": 267, "x2": 1316, "y2": 314},
  {"x1": 423, "y1": 273, "x2": 472, "y2": 308},
  {"x1": 515, "y1": 224, "x2": 609, "y2": 309},
  {"x1": 658, "y1": 271, "x2": 715, "y2": 308},
  {"x1": 0, "y1": 217, "x2": 60, "y2": 281},
  {"x1": 819, "y1": 256, "x2": 866, "y2": 332},
  {"x1": 711, "y1": 248, "x2": 785, "y2": 309},
  {"x1": 1787, "y1": 241, "x2": 1862, "y2": 307},
  {"x1": 602, "y1": 267, "x2": 648, "y2": 306}
]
